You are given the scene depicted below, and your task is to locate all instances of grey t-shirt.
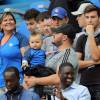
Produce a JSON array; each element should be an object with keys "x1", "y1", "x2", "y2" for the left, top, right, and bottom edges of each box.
[{"x1": 46, "y1": 48, "x2": 78, "y2": 73}]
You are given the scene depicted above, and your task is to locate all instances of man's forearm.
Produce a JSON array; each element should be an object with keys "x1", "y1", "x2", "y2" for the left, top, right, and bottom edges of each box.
[
  {"x1": 87, "y1": 33, "x2": 100, "y2": 61},
  {"x1": 79, "y1": 60, "x2": 95, "y2": 69},
  {"x1": 35, "y1": 74, "x2": 60, "y2": 85}
]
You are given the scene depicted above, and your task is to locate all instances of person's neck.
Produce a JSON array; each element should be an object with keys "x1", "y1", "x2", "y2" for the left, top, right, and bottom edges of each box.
[
  {"x1": 8, "y1": 85, "x2": 23, "y2": 95},
  {"x1": 4, "y1": 30, "x2": 14, "y2": 36},
  {"x1": 58, "y1": 43, "x2": 72, "y2": 51},
  {"x1": 62, "y1": 83, "x2": 72, "y2": 90}
]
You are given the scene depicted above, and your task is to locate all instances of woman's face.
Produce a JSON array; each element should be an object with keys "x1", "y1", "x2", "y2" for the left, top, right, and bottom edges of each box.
[{"x1": 1, "y1": 14, "x2": 16, "y2": 32}]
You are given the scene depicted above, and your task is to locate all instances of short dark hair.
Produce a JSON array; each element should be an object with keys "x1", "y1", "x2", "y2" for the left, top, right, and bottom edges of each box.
[
  {"x1": 4, "y1": 67, "x2": 20, "y2": 79},
  {"x1": 84, "y1": 5, "x2": 100, "y2": 16},
  {"x1": 59, "y1": 62, "x2": 74, "y2": 73},
  {"x1": 36, "y1": 11, "x2": 50, "y2": 22},
  {"x1": 23, "y1": 8, "x2": 40, "y2": 21}
]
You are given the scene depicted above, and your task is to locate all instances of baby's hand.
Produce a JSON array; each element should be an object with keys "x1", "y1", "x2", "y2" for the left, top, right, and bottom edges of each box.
[{"x1": 22, "y1": 60, "x2": 28, "y2": 68}]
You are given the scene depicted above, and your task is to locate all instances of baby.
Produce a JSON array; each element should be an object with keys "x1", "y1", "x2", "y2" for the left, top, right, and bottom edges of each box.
[{"x1": 22, "y1": 31, "x2": 45, "y2": 68}]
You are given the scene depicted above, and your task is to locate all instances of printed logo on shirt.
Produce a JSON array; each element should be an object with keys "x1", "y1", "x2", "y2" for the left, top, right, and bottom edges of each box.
[{"x1": 9, "y1": 43, "x2": 13, "y2": 47}]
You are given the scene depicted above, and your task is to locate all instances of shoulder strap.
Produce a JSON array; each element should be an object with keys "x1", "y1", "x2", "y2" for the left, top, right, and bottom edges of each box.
[{"x1": 61, "y1": 49, "x2": 70, "y2": 64}]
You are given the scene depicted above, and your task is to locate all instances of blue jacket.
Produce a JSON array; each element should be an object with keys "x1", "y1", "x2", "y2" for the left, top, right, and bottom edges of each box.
[{"x1": 0, "y1": 89, "x2": 40, "y2": 100}]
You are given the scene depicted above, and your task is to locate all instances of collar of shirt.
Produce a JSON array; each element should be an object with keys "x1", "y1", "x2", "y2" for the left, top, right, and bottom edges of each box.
[{"x1": 62, "y1": 82, "x2": 78, "y2": 92}]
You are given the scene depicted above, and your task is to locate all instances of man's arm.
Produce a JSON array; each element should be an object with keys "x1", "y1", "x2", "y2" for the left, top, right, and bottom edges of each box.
[
  {"x1": 77, "y1": 52, "x2": 97, "y2": 69},
  {"x1": 86, "y1": 25, "x2": 100, "y2": 61},
  {"x1": 24, "y1": 74, "x2": 60, "y2": 88}
]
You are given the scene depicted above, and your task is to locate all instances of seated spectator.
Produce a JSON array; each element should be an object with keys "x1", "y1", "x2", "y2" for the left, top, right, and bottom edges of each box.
[
  {"x1": 0, "y1": 67, "x2": 40, "y2": 100},
  {"x1": 52, "y1": 62, "x2": 91, "y2": 100},
  {"x1": 22, "y1": 31, "x2": 45, "y2": 68}
]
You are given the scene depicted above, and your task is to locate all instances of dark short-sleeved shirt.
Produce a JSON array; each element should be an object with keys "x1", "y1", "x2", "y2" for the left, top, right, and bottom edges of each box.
[{"x1": 75, "y1": 34, "x2": 100, "y2": 85}]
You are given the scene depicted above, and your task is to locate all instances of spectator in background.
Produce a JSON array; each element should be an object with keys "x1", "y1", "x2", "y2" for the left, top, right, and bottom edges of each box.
[
  {"x1": 72, "y1": 2, "x2": 92, "y2": 28},
  {"x1": 51, "y1": 7, "x2": 69, "y2": 27},
  {"x1": 71, "y1": 3, "x2": 92, "y2": 47},
  {"x1": 75, "y1": 5, "x2": 100, "y2": 100},
  {"x1": 0, "y1": 67, "x2": 40, "y2": 100},
  {"x1": 22, "y1": 31, "x2": 45, "y2": 68},
  {"x1": 52, "y1": 62, "x2": 91, "y2": 100},
  {"x1": 17, "y1": 9, "x2": 40, "y2": 39},
  {"x1": 42, "y1": 7, "x2": 69, "y2": 58},
  {"x1": 0, "y1": 12, "x2": 28, "y2": 94},
  {"x1": 71, "y1": 2, "x2": 92, "y2": 83},
  {"x1": 23, "y1": 8, "x2": 40, "y2": 36},
  {"x1": 48, "y1": 0, "x2": 82, "y2": 33},
  {"x1": 36, "y1": 11, "x2": 52, "y2": 39}
]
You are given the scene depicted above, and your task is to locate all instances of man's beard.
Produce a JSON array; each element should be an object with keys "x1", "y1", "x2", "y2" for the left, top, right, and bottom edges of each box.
[{"x1": 52, "y1": 41, "x2": 62, "y2": 47}]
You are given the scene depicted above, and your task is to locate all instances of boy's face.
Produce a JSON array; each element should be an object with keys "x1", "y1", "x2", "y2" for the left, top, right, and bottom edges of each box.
[
  {"x1": 51, "y1": 17, "x2": 68, "y2": 28},
  {"x1": 37, "y1": 18, "x2": 52, "y2": 36},
  {"x1": 26, "y1": 18, "x2": 37, "y2": 32},
  {"x1": 29, "y1": 35, "x2": 42, "y2": 49},
  {"x1": 84, "y1": 11, "x2": 99, "y2": 28}
]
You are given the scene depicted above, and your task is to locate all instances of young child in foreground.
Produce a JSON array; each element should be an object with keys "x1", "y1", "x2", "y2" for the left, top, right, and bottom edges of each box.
[{"x1": 22, "y1": 31, "x2": 45, "y2": 68}]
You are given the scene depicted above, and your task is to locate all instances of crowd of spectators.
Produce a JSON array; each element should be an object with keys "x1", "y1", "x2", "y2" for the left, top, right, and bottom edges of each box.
[{"x1": 0, "y1": 0, "x2": 100, "y2": 100}]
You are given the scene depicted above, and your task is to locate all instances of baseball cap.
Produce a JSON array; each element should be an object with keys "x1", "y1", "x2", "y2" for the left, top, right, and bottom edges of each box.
[
  {"x1": 51, "y1": 7, "x2": 68, "y2": 19},
  {"x1": 71, "y1": 3, "x2": 92, "y2": 15},
  {"x1": 51, "y1": 24, "x2": 77, "y2": 39}
]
